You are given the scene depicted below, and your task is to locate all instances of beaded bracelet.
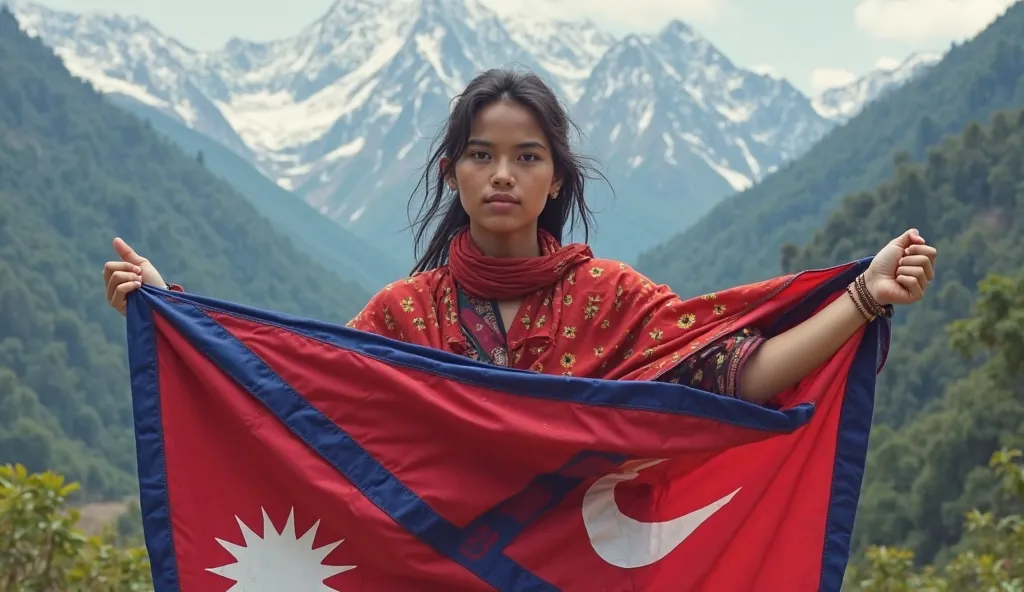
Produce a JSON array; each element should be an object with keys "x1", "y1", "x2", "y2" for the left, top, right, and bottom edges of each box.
[
  {"x1": 847, "y1": 283, "x2": 875, "y2": 322},
  {"x1": 847, "y1": 274, "x2": 894, "y2": 321},
  {"x1": 855, "y1": 274, "x2": 894, "y2": 318}
]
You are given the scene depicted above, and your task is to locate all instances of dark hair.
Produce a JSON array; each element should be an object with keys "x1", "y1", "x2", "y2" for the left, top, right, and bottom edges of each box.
[{"x1": 407, "y1": 67, "x2": 606, "y2": 273}]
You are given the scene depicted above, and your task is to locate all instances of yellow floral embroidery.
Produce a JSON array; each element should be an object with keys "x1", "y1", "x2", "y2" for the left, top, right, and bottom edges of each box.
[
  {"x1": 677, "y1": 313, "x2": 696, "y2": 329},
  {"x1": 560, "y1": 352, "x2": 576, "y2": 368},
  {"x1": 589, "y1": 266, "x2": 604, "y2": 278},
  {"x1": 701, "y1": 293, "x2": 717, "y2": 300},
  {"x1": 714, "y1": 304, "x2": 727, "y2": 315},
  {"x1": 600, "y1": 319, "x2": 611, "y2": 329},
  {"x1": 530, "y1": 361, "x2": 544, "y2": 372},
  {"x1": 649, "y1": 328, "x2": 664, "y2": 340},
  {"x1": 594, "y1": 346, "x2": 605, "y2": 356},
  {"x1": 521, "y1": 315, "x2": 532, "y2": 329},
  {"x1": 643, "y1": 347, "x2": 655, "y2": 358},
  {"x1": 413, "y1": 318, "x2": 426, "y2": 330},
  {"x1": 536, "y1": 314, "x2": 547, "y2": 328},
  {"x1": 567, "y1": 270, "x2": 576, "y2": 285},
  {"x1": 563, "y1": 294, "x2": 573, "y2": 305},
  {"x1": 563, "y1": 326, "x2": 577, "y2": 339}
]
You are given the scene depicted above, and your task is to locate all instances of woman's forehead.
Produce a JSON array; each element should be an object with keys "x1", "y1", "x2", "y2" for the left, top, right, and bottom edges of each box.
[{"x1": 469, "y1": 101, "x2": 547, "y2": 143}]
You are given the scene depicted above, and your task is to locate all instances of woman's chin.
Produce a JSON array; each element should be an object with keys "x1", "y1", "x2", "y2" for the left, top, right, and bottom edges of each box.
[{"x1": 472, "y1": 216, "x2": 534, "y2": 236}]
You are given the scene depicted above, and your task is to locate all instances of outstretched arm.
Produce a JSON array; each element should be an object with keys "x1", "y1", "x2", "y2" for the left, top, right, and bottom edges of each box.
[{"x1": 736, "y1": 229, "x2": 937, "y2": 405}]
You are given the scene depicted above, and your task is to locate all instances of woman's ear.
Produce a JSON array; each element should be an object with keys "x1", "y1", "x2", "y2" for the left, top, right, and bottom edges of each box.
[
  {"x1": 549, "y1": 179, "x2": 563, "y2": 199},
  {"x1": 440, "y1": 157, "x2": 457, "y2": 191}
]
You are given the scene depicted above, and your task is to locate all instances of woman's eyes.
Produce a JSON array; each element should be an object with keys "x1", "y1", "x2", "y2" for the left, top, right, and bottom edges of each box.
[{"x1": 468, "y1": 151, "x2": 540, "y2": 162}]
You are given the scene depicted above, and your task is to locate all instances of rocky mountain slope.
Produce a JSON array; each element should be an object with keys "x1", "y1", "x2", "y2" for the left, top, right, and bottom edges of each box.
[{"x1": 9, "y1": 0, "x2": 937, "y2": 261}]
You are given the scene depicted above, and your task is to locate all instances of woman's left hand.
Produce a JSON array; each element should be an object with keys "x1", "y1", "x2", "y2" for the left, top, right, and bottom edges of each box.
[{"x1": 864, "y1": 228, "x2": 937, "y2": 306}]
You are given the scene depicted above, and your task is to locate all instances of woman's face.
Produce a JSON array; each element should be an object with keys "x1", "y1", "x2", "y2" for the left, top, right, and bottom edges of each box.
[{"x1": 448, "y1": 100, "x2": 561, "y2": 249}]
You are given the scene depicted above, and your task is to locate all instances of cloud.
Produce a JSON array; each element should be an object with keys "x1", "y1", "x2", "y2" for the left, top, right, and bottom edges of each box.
[
  {"x1": 809, "y1": 68, "x2": 858, "y2": 95},
  {"x1": 482, "y1": 0, "x2": 728, "y2": 32},
  {"x1": 853, "y1": 0, "x2": 1016, "y2": 42}
]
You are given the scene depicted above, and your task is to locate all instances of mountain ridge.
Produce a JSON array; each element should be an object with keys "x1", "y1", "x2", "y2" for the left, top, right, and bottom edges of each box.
[
  {"x1": 9, "y1": 0, "x2": 939, "y2": 262},
  {"x1": 635, "y1": 1, "x2": 1024, "y2": 297}
]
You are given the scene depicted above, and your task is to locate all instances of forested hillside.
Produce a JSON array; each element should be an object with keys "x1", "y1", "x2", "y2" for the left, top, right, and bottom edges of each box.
[
  {"x1": 0, "y1": 8, "x2": 371, "y2": 501},
  {"x1": 787, "y1": 106, "x2": 1024, "y2": 566},
  {"x1": 636, "y1": 1, "x2": 1024, "y2": 297}
]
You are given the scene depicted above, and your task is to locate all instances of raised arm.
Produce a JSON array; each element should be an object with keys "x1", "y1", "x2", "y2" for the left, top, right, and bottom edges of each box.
[{"x1": 737, "y1": 229, "x2": 936, "y2": 404}]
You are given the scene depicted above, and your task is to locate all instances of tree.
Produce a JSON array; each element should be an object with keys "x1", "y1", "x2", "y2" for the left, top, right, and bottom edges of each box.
[
  {"x1": 844, "y1": 447, "x2": 1024, "y2": 591},
  {"x1": 0, "y1": 464, "x2": 152, "y2": 591}
]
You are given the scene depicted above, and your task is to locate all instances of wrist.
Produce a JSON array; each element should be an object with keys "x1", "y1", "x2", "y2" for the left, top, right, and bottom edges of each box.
[
  {"x1": 862, "y1": 271, "x2": 887, "y2": 305},
  {"x1": 849, "y1": 273, "x2": 894, "y2": 321}
]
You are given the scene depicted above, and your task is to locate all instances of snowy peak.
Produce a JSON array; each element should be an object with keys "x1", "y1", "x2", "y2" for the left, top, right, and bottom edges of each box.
[
  {"x1": 7, "y1": 0, "x2": 941, "y2": 263},
  {"x1": 502, "y1": 17, "x2": 617, "y2": 102},
  {"x1": 575, "y1": 20, "x2": 829, "y2": 192},
  {"x1": 813, "y1": 51, "x2": 943, "y2": 121}
]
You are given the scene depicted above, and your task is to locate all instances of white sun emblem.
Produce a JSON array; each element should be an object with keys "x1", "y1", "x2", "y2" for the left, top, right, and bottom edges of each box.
[{"x1": 206, "y1": 507, "x2": 356, "y2": 591}]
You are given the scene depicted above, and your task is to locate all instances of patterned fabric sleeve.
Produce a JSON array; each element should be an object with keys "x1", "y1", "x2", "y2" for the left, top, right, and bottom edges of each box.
[{"x1": 658, "y1": 327, "x2": 766, "y2": 398}]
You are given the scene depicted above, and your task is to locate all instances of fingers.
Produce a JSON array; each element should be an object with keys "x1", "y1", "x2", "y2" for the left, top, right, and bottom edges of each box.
[
  {"x1": 896, "y1": 259, "x2": 929, "y2": 300},
  {"x1": 105, "y1": 269, "x2": 143, "y2": 314},
  {"x1": 113, "y1": 237, "x2": 147, "y2": 266},
  {"x1": 888, "y1": 230, "x2": 936, "y2": 304},
  {"x1": 896, "y1": 274, "x2": 924, "y2": 300},
  {"x1": 103, "y1": 260, "x2": 141, "y2": 283},
  {"x1": 905, "y1": 243, "x2": 936, "y2": 256},
  {"x1": 898, "y1": 254, "x2": 934, "y2": 281}
]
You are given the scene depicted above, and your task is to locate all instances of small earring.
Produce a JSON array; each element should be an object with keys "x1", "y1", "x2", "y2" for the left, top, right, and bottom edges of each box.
[{"x1": 550, "y1": 190, "x2": 558, "y2": 198}]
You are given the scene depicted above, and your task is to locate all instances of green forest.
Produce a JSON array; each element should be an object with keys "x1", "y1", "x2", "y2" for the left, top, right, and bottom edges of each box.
[
  {"x1": 2, "y1": 2, "x2": 1024, "y2": 589},
  {"x1": 784, "y1": 106, "x2": 1024, "y2": 568}
]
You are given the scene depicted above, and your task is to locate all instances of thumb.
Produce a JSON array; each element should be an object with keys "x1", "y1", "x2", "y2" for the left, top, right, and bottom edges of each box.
[
  {"x1": 113, "y1": 237, "x2": 147, "y2": 265},
  {"x1": 892, "y1": 228, "x2": 923, "y2": 248}
]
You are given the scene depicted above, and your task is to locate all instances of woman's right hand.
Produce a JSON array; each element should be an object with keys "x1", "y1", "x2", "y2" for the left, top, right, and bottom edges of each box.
[{"x1": 103, "y1": 237, "x2": 168, "y2": 317}]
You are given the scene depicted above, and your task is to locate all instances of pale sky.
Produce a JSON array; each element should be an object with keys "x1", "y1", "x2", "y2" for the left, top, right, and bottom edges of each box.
[{"x1": 33, "y1": 0, "x2": 1017, "y2": 95}]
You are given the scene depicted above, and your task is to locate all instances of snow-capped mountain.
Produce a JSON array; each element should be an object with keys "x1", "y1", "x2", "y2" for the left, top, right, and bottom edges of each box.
[
  {"x1": 813, "y1": 52, "x2": 943, "y2": 122},
  {"x1": 7, "y1": 0, "x2": 938, "y2": 261},
  {"x1": 575, "y1": 22, "x2": 829, "y2": 193}
]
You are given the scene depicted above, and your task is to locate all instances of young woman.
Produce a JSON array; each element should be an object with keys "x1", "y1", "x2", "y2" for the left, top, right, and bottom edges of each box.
[{"x1": 102, "y1": 68, "x2": 936, "y2": 405}]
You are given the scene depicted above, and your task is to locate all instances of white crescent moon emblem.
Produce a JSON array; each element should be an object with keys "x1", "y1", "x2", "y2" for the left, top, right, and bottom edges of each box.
[{"x1": 581, "y1": 459, "x2": 741, "y2": 569}]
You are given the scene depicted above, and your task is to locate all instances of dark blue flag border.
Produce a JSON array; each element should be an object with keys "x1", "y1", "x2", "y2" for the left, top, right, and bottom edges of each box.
[{"x1": 125, "y1": 258, "x2": 883, "y2": 592}]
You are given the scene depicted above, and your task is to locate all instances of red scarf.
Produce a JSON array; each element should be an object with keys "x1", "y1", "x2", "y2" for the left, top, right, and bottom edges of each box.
[
  {"x1": 447, "y1": 227, "x2": 593, "y2": 300},
  {"x1": 348, "y1": 229, "x2": 849, "y2": 384}
]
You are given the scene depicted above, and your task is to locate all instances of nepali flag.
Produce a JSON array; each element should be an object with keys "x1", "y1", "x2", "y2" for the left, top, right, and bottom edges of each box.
[{"x1": 125, "y1": 261, "x2": 885, "y2": 592}]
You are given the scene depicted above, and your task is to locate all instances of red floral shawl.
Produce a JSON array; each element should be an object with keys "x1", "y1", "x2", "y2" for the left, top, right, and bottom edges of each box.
[{"x1": 346, "y1": 254, "x2": 851, "y2": 384}]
